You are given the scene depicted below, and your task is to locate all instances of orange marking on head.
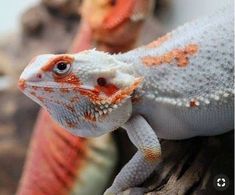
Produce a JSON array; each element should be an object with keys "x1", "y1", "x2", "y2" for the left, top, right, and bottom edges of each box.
[
  {"x1": 75, "y1": 88, "x2": 101, "y2": 104},
  {"x1": 54, "y1": 73, "x2": 81, "y2": 86},
  {"x1": 95, "y1": 83, "x2": 119, "y2": 97},
  {"x1": 73, "y1": 78, "x2": 142, "y2": 105},
  {"x1": 18, "y1": 79, "x2": 26, "y2": 91},
  {"x1": 142, "y1": 44, "x2": 199, "y2": 67},
  {"x1": 41, "y1": 55, "x2": 74, "y2": 72},
  {"x1": 60, "y1": 88, "x2": 70, "y2": 94},
  {"x1": 146, "y1": 34, "x2": 171, "y2": 48},
  {"x1": 143, "y1": 148, "x2": 161, "y2": 163},
  {"x1": 44, "y1": 87, "x2": 54, "y2": 93},
  {"x1": 111, "y1": 78, "x2": 143, "y2": 104}
]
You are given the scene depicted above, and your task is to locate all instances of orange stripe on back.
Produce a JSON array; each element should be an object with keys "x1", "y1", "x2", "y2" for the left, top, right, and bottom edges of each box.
[{"x1": 142, "y1": 43, "x2": 199, "y2": 67}]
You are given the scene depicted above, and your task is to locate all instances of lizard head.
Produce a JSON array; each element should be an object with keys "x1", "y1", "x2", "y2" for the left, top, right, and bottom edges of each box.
[{"x1": 18, "y1": 50, "x2": 142, "y2": 137}]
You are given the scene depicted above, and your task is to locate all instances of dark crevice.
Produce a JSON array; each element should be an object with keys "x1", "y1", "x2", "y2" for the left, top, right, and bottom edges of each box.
[
  {"x1": 177, "y1": 141, "x2": 203, "y2": 179},
  {"x1": 185, "y1": 178, "x2": 202, "y2": 195},
  {"x1": 155, "y1": 162, "x2": 179, "y2": 190}
]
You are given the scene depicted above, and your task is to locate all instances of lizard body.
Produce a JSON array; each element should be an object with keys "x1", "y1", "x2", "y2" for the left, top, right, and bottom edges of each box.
[
  {"x1": 117, "y1": 8, "x2": 234, "y2": 139},
  {"x1": 18, "y1": 6, "x2": 234, "y2": 194}
]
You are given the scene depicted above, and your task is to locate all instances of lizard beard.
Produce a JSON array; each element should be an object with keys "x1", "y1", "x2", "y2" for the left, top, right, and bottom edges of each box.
[
  {"x1": 44, "y1": 95, "x2": 133, "y2": 137},
  {"x1": 23, "y1": 86, "x2": 133, "y2": 137}
]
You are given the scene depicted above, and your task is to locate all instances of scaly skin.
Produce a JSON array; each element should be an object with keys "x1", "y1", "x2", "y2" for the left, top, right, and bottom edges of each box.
[
  {"x1": 18, "y1": 5, "x2": 233, "y2": 195},
  {"x1": 17, "y1": 0, "x2": 152, "y2": 194}
]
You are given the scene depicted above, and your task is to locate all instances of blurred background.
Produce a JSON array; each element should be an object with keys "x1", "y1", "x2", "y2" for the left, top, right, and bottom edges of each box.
[{"x1": 0, "y1": 0, "x2": 232, "y2": 194}]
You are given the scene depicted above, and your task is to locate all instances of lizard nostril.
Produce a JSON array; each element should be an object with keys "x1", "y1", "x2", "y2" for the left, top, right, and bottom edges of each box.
[{"x1": 36, "y1": 73, "x2": 42, "y2": 79}]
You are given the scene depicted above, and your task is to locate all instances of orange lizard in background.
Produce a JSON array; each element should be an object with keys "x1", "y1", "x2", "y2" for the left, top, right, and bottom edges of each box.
[
  {"x1": 72, "y1": 0, "x2": 152, "y2": 53},
  {"x1": 17, "y1": 0, "x2": 153, "y2": 194}
]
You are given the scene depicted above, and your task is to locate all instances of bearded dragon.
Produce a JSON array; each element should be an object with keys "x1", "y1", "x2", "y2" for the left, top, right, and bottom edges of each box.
[
  {"x1": 72, "y1": 0, "x2": 153, "y2": 53},
  {"x1": 18, "y1": 6, "x2": 234, "y2": 195},
  {"x1": 17, "y1": 1, "x2": 152, "y2": 194}
]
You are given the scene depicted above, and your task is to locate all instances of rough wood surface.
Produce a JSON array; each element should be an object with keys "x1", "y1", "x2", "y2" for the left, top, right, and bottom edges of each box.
[{"x1": 121, "y1": 131, "x2": 233, "y2": 195}]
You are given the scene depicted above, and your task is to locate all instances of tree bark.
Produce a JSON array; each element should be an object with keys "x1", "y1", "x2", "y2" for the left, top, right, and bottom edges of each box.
[{"x1": 127, "y1": 131, "x2": 234, "y2": 195}]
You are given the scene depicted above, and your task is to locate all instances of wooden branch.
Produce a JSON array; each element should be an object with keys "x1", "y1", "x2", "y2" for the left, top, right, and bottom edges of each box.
[{"x1": 144, "y1": 131, "x2": 233, "y2": 194}]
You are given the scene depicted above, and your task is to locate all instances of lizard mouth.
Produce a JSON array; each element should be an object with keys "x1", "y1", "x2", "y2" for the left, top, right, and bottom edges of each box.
[{"x1": 21, "y1": 82, "x2": 126, "y2": 119}]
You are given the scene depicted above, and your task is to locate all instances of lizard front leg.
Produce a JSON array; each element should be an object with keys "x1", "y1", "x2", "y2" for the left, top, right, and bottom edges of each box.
[{"x1": 104, "y1": 115, "x2": 161, "y2": 195}]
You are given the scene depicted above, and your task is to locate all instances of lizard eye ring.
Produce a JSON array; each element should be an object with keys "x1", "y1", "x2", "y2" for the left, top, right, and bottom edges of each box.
[{"x1": 53, "y1": 61, "x2": 71, "y2": 76}]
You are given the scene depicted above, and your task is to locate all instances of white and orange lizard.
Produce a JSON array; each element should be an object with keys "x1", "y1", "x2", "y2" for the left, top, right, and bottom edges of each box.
[
  {"x1": 17, "y1": 1, "x2": 153, "y2": 194},
  {"x1": 18, "y1": 6, "x2": 234, "y2": 195}
]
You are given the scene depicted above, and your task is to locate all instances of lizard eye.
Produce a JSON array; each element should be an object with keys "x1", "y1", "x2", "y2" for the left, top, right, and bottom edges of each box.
[
  {"x1": 53, "y1": 61, "x2": 71, "y2": 76},
  {"x1": 97, "y1": 77, "x2": 107, "y2": 86}
]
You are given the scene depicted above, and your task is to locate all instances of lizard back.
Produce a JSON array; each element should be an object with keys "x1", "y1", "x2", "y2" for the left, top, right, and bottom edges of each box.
[
  {"x1": 118, "y1": 6, "x2": 233, "y2": 101},
  {"x1": 117, "y1": 6, "x2": 234, "y2": 139}
]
